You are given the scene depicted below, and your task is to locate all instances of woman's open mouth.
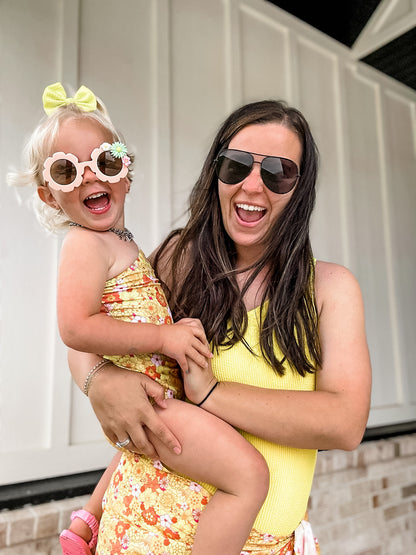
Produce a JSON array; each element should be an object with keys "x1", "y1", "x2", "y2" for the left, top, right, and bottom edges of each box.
[{"x1": 236, "y1": 203, "x2": 266, "y2": 223}]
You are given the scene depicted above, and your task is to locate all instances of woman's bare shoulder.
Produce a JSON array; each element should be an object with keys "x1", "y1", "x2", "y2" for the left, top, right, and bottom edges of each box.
[
  {"x1": 315, "y1": 259, "x2": 355, "y2": 281},
  {"x1": 314, "y1": 260, "x2": 363, "y2": 311}
]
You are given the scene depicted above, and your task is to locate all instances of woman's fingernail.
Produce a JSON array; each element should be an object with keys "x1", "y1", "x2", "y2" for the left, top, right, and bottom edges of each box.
[{"x1": 174, "y1": 447, "x2": 181, "y2": 455}]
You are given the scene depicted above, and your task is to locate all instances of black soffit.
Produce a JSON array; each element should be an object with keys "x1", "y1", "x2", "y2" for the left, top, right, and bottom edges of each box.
[{"x1": 266, "y1": 0, "x2": 416, "y2": 91}]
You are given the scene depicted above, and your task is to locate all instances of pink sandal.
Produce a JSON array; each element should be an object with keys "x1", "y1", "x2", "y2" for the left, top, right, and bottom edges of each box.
[{"x1": 59, "y1": 509, "x2": 99, "y2": 555}]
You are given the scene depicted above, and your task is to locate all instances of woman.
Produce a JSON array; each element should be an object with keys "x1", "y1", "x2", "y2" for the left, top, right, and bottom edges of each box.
[{"x1": 70, "y1": 100, "x2": 372, "y2": 553}]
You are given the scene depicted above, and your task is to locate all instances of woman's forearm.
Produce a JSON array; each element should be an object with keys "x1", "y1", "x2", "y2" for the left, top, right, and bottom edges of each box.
[
  {"x1": 201, "y1": 381, "x2": 369, "y2": 452},
  {"x1": 67, "y1": 348, "x2": 103, "y2": 390}
]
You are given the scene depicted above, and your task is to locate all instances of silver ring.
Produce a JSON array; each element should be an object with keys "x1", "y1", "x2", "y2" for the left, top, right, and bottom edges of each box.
[{"x1": 115, "y1": 437, "x2": 130, "y2": 448}]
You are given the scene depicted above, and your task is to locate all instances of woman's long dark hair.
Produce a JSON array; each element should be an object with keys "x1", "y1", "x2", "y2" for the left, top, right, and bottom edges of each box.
[{"x1": 155, "y1": 100, "x2": 321, "y2": 376}]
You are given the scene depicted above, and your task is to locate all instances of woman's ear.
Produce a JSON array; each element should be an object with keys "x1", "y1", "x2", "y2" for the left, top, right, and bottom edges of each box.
[
  {"x1": 37, "y1": 185, "x2": 60, "y2": 210},
  {"x1": 125, "y1": 178, "x2": 131, "y2": 194}
]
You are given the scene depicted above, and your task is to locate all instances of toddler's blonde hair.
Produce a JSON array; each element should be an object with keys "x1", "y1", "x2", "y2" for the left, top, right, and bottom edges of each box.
[{"x1": 7, "y1": 92, "x2": 133, "y2": 233}]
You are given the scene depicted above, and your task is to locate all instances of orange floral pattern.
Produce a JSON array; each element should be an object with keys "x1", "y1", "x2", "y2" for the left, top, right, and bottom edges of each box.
[
  {"x1": 96, "y1": 453, "x2": 318, "y2": 554},
  {"x1": 101, "y1": 250, "x2": 183, "y2": 400}
]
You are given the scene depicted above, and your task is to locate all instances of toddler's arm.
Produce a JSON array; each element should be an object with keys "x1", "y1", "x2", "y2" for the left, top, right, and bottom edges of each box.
[{"x1": 57, "y1": 229, "x2": 211, "y2": 371}]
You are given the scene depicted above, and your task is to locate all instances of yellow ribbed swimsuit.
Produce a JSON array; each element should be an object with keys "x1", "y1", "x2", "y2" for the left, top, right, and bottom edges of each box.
[{"x1": 208, "y1": 306, "x2": 317, "y2": 537}]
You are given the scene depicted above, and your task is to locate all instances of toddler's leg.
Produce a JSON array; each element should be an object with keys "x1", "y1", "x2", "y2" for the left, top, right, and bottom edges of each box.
[
  {"x1": 60, "y1": 452, "x2": 121, "y2": 554},
  {"x1": 151, "y1": 399, "x2": 269, "y2": 555}
]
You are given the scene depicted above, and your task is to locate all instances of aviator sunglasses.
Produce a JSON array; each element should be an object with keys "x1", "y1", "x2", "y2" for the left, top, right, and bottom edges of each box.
[
  {"x1": 43, "y1": 141, "x2": 131, "y2": 192},
  {"x1": 215, "y1": 149, "x2": 300, "y2": 194}
]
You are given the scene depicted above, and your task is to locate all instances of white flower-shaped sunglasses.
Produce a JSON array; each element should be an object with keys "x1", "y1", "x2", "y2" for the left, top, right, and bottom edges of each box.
[{"x1": 43, "y1": 141, "x2": 131, "y2": 192}]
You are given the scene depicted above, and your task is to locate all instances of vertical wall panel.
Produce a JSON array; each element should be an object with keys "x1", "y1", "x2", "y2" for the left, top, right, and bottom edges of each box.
[
  {"x1": 71, "y1": 0, "x2": 168, "y2": 446},
  {"x1": 296, "y1": 39, "x2": 347, "y2": 265},
  {"x1": 383, "y1": 92, "x2": 416, "y2": 406},
  {"x1": 238, "y1": 4, "x2": 291, "y2": 102},
  {"x1": 169, "y1": 0, "x2": 230, "y2": 224},
  {"x1": 343, "y1": 69, "x2": 399, "y2": 415},
  {"x1": 78, "y1": 0, "x2": 159, "y2": 256},
  {"x1": 0, "y1": 0, "x2": 65, "y2": 455}
]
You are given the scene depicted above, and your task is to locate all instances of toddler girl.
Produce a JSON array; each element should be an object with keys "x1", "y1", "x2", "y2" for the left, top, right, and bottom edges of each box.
[{"x1": 9, "y1": 82, "x2": 269, "y2": 555}]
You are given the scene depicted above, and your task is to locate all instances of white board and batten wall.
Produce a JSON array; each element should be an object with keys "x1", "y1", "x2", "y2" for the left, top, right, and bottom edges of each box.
[{"x1": 1, "y1": 0, "x2": 415, "y2": 485}]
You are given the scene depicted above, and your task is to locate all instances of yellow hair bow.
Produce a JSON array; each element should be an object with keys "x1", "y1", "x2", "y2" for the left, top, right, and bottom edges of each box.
[{"x1": 42, "y1": 82, "x2": 97, "y2": 115}]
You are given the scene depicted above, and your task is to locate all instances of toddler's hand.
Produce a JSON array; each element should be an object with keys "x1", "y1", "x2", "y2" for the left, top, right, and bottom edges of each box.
[{"x1": 158, "y1": 318, "x2": 212, "y2": 372}]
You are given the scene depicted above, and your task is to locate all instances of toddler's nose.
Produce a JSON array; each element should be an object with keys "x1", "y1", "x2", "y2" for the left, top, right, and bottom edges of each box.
[{"x1": 82, "y1": 164, "x2": 98, "y2": 184}]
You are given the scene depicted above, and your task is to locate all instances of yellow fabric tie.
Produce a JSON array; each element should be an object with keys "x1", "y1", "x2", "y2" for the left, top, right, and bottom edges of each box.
[{"x1": 42, "y1": 82, "x2": 97, "y2": 115}]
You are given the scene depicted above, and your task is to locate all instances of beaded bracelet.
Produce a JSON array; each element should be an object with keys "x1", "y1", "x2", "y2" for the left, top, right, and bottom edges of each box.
[
  {"x1": 196, "y1": 381, "x2": 219, "y2": 407},
  {"x1": 82, "y1": 359, "x2": 111, "y2": 396}
]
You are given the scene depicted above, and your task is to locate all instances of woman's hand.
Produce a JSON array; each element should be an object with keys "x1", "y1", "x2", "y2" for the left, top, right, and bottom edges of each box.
[{"x1": 88, "y1": 364, "x2": 182, "y2": 459}]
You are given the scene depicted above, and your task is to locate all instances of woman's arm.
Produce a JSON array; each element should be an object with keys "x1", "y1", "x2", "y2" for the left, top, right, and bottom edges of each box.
[
  {"x1": 68, "y1": 348, "x2": 182, "y2": 459},
  {"x1": 183, "y1": 262, "x2": 372, "y2": 451}
]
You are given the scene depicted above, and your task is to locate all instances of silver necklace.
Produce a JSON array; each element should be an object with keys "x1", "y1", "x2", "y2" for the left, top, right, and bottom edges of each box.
[{"x1": 69, "y1": 222, "x2": 134, "y2": 241}]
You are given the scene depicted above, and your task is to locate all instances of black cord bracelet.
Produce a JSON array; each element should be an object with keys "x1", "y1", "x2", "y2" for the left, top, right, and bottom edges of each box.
[{"x1": 196, "y1": 381, "x2": 219, "y2": 407}]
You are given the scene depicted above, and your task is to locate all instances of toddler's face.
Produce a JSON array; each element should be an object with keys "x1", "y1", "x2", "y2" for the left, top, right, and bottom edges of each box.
[{"x1": 38, "y1": 118, "x2": 130, "y2": 232}]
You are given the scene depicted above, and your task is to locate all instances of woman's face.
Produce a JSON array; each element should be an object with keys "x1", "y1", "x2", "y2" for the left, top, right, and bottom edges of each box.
[{"x1": 218, "y1": 122, "x2": 302, "y2": 265}]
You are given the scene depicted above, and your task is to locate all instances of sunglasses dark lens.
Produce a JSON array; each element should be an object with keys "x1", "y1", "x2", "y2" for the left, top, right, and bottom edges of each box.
[
  {"x1": 216, "y1": 151, "x2": 252, "y2": 184},
  {"x1": 97, "y1": 151, "x2": 123, "y2": 177},
  {"x1": 50, "y1": 159, "x2": 77, "y2": 185},
  {"x1": 261, "y1": 156, "x2": 298, "y2": 194}
]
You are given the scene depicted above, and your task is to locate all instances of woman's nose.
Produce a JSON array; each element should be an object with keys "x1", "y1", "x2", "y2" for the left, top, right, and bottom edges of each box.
[{"x1": 241, "y1": 161, "x2": 264, "y2": 193}]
